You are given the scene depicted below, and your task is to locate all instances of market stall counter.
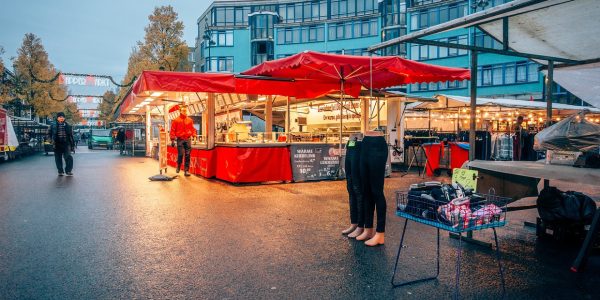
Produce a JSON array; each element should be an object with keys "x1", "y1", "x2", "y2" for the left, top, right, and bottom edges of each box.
[{"x1": 215, "y1": 144, "x2": 292, "y2": 183}]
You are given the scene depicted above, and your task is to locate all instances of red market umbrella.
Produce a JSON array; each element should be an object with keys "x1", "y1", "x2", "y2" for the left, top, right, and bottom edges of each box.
[{"x1": 242, "y1": 51, "x2": 471, "y2": 97}]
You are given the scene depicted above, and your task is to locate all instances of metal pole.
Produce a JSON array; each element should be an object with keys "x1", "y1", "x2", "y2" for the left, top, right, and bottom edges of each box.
[
  {"x1": 339, "y1": 80, "x2": 344, "y2": 178},
  {"x1": 546, "y1": 60, "x2": 554, "y2": 127},
  {"x1": 469, "y1": 50, "x2": 478, "y2": 161}
]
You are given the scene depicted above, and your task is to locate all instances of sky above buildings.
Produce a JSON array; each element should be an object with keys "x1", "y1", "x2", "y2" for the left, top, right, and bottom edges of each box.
[{"x1": 0, "y1": 0, "x2": 212, "y2": 81}]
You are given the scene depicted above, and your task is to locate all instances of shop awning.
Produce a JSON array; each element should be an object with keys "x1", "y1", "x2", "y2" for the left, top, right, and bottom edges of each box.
[
  {"x1": 114, "y1": 70, "x2": 349, "y2": 116},
  {"x1": 242, "y1": 51, "x2": 471, "y2": 97}
]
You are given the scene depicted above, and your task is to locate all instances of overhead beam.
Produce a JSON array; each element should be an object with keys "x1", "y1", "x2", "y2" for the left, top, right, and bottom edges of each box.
[
  {"x1": 408, "y1": 38, "x2": 579, "y2": 64},
  {"x1": 368, "y1": 0, "x2": 549, "y2": 52}
]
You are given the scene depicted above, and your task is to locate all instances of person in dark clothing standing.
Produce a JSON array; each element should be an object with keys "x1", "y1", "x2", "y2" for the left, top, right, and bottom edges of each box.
[
  {"x1": 116, "y1": 127, "x2": 126, "y2": 155},
  {"x1": 47, "y1": 112, "x2": 75, "y2": 176},
  {"x1": 170, "y1": 105, "x2": 196, "y2": 176}
]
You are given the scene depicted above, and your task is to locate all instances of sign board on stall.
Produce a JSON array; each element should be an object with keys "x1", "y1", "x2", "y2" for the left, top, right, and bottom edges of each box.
[
  {"x1": 452, "y1": 168, "x2": 478, "y2": 191},
  {"x1": 159, "y1": 130, "x2": 167, "y2": 171},
  {"x1": 290, "y1": 144, "x2": 345, "y2": 181}
]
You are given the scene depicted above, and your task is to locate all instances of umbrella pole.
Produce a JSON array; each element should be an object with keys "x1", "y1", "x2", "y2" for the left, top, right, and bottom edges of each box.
[{"x1": 339, "y1": 80, "x2": 344, "y2": 179}]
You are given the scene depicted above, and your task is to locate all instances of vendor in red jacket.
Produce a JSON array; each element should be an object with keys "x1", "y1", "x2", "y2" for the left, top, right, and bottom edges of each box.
[{"x1": 170, "y1": 105, "x2": 196, "y2": 176}]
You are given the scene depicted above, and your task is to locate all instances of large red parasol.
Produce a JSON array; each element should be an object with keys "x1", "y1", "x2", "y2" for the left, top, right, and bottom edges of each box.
[{"x1": 242, "y1": 51, "x2": 471, "y2": 97}]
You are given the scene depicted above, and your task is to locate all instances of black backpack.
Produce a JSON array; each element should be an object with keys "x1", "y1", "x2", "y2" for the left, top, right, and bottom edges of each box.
[{"x1": 537, "y1": 187, "x2": 597, "y2": 224}]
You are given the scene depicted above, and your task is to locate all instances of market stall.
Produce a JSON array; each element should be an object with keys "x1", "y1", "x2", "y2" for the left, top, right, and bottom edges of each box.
[
  {"x1": 401, "y1": 94, "x2": 600, "y2": 173},
  {"x1": 115, "y1": 52, "x2": 470, "y2": 184}
]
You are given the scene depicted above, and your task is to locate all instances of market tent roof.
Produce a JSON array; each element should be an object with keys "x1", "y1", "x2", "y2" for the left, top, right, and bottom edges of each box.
[
  {"x1": 369, "y1": 0, "x2": 600, "y2": 108},
  {"x1": 242, "y1": 51, "x2": 471, "y2": 97},
  {"x1": 114, "y1": 70, "x2": 349, "y2": 116},
  {"x1": 408, "y1": 95, "x2": 600, "y2": 114}
]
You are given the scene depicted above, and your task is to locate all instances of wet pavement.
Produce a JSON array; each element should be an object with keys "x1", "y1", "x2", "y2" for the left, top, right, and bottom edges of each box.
[{"x1": 1, "y1": 148, "x2": 599, "y2": 299}]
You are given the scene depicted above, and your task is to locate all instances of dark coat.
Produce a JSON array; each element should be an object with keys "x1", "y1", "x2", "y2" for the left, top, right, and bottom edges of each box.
[
  {"x1": 116, "y1": 129, "x2": 126, "y2": 143},
  {"x1": 48, "y1": 121, "x2": 75, "y2": 148}
]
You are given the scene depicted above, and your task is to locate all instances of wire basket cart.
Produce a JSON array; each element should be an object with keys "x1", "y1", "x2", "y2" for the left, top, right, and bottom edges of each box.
[{"x1": 391, "y1": 187, "x2": 508, "y2": 299}]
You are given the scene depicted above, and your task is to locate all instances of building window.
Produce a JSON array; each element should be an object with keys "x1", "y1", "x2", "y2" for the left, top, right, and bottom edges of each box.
[
  {"x1": 409, "y1": 34, "x2": 469, "y2": 61},
  {"x1": 209, "y1": 31, "x2": 234, "y2": 47},
  {"x1": 252, "y1": 41, "x2": 274, "y2": 66},
  {"x1": 206, "y1": 57, "x2": 234, "y2": 72},
  {"x1": 410, "y1": 1, "x2": 468, "y2": 30},
  {"x1": 328, "y1": 18, "x2": 378, "y2": 41},
  {"x1": 279, "y1": 1, "x2": 328, "y2": 23},
  {"x1": 277, "y1": 25, "x2": 325, "y2": 45},
  {"x1": 250, "y1": 14, "x2": 275, "y2": 40},
  {"x1": 328, "y1": 48, "x2": 371, "y2": 56},
  {"x1": 331, "y1": 0, "x2": 378, "y2": 19},
  {"x1": 476, "y1": 61, "x2": 539, "y2": 87}
]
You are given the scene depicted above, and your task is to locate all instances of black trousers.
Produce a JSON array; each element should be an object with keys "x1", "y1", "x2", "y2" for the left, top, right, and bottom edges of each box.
[
  {"x1": 345, "y1": 140, "x2": 364, "y2": 226},
  {"x1": 177, "y1": 138, "x2": 192, "y2": 171},
  {"x1": 54, "y1": 143, "x2": 73, "y2": 173},
  {"x1": 360, "y1": 136, "x2": 388, "y2": 233}
]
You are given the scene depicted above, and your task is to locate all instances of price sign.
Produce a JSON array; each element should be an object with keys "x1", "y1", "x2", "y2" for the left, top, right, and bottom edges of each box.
[{"x1": 452, "y1": 168, "x2": 478, "y2": 191}]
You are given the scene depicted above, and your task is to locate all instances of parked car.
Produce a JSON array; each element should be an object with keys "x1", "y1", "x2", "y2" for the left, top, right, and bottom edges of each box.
[{"x1": 88, "y1": 129, "x2": 114, "y2": 150}]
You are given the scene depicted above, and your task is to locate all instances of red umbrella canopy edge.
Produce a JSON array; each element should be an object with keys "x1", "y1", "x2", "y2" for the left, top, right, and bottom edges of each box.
[{"x1": 242, "y1": 51, "x2": 471, "y2": 91}]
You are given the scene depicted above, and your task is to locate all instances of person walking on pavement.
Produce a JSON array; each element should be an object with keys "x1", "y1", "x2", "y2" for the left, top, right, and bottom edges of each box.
[
  {"x1": 116, "y1": 127, "x2": 126, "y2": 155},
  {"x1": 47, "y1": 112, "x2": 75, "y2": 176},
  {"x1": 170, "y1": 105, "x2": 196, "y2": 176}
]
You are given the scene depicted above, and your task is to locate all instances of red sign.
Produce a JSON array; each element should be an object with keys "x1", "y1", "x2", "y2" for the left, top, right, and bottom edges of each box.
[{"x1": 0, "y1": 109, "x2": 6, "y2": 145}]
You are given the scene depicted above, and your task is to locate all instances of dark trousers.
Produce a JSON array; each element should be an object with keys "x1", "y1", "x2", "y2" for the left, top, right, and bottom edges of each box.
[
  {"x1": 345, "y1": 141, "x2": 364, "y2": 226},
  {"x1": 54, "y1": 143, "x2": 73, "y2": 173},
  {"x1": 118, "y1": 140, "x2": 125, "y2": 154},
  {"x1": 177, "y1": 138, "x2": 192, "y2": 171},
  {"x1": 360, "y1": 136, "x2": 388, "y2": 233}
]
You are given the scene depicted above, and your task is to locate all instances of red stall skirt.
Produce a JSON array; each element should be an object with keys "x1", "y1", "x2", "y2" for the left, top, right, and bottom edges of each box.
[
  {"x1": 167, "y1": 146, "x2": 216, "y2": 178},
  {"x1": 449, "y1": 142, "x2": 470, "y2": 171},
  {"x1": 422, "y1": 142, "x2": 442, "y2": 177},
  {"x1": 215, "y1": 146, "x2": 293, "y2": 183}
]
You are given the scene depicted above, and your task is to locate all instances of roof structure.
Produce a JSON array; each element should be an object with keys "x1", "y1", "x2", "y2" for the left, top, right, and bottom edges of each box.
[{"x1": 369, "y1": 0, "x2": 600, "y2": 108}]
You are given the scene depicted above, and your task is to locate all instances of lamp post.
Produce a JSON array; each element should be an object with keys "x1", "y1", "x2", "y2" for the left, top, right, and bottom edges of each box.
[{"x1": 202, "y1": 24, "x2": 216, "y2": 72}]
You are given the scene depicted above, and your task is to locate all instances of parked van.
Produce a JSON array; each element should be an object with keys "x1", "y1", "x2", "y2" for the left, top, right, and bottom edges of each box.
[{"x1": 87, "y1": 129, "x2": 114, "y2": 150}]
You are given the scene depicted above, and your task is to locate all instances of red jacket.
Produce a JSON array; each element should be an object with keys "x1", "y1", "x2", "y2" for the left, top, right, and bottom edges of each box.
[{"x1": 170, "y1": 115, "x2": 196, "y2": 140}]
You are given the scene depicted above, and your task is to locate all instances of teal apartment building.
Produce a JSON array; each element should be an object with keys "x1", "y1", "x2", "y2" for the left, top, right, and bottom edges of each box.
[{"x1": 195, "y1": 0, "x2": 583, "y2": 105}]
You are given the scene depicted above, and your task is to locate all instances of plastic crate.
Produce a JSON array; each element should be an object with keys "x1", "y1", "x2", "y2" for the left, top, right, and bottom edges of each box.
[{"x1": 395, "y1": 189, "x2": 508, "y2": 233}]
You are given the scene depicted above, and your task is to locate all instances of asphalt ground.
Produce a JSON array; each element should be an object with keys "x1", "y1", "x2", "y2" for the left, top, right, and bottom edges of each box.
[{"x1": 1, "y1": 148, "x2": 599, "y2": 299}]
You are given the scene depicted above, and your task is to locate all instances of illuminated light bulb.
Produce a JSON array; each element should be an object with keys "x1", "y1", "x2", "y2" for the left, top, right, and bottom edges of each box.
[
  {"x1": 528, "y1": 113, "x2": 533, "y2": 118},
  {"x1": 499, "y1": 118, "x2": 504, "y2": 121},
  {"x1": 476, "y1": 118, "x2": 480, "y2": 122},
  {"x1": 463, "y1": 120, "x2": 468, "y2": 124},
  {"x1": 495, "y1": 113, "x2": 500, "y2": 117},
  {"x1": 515, "y1": 111, "x2": 520, "y2": 115},
  {"x1": 484, "y1": 112, "x2": 489, "y2": 117},
  {"x1": 462, "y1": 108, "x2": 467, "y2": 113},
  {"x1": 538, "y1": 117, "x2": 543, "y2": 122},
  {"x1": 491, "y1": 117, "x2": 496, "y2": 120},
  {"x1": 596, "y1": 119, "x2": 599, "y2": 122},
  {"x1": 476, "y1": 109, "x2": 481, "y2": 113}
]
